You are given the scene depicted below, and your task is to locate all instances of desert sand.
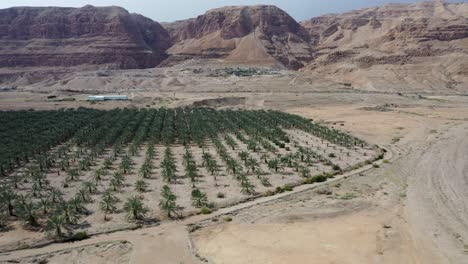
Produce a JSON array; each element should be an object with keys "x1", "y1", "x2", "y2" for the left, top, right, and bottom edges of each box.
[{"x1": 0, "y1": 83, "x2": 467, "y2": 263}]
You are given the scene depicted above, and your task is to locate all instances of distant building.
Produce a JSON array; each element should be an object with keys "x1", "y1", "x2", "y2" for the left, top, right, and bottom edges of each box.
[{"x1": 88, "y1": 95, "x2": 129, "y2": 101}]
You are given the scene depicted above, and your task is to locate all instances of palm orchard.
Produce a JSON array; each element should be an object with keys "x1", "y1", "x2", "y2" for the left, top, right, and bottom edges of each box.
[{"x1": 0, "y1": 107, "x2": 377, "y2": 239}]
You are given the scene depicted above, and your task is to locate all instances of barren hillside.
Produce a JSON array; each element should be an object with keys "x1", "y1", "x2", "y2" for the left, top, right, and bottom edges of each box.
[
  {"x1": 163, "y1": 5, "x2": 313, "y2": 69},
  {"x1": 0, "y1": 1, "x2": 466, "y2": 92},
  {"x1": 0, "y1": 5, "x2": 171, "y2": 69},
  {"x1": 301, "y1": 1, "x2": 468, "y2": 91}
]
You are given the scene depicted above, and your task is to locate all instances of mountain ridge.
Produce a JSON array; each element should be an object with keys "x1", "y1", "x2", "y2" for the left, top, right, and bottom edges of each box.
[{"x1": 0, "y1": 2, "x2": 467, "y2": 90}]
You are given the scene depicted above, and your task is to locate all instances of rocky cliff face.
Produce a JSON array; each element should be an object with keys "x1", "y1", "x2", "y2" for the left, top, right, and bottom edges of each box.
[
  {"x1": 164, "y1": 5, "x2": 313, "y2": 69},
  {"x1": 0, "y1": 5, "x2": 171, "y2": 69},
  {"x1": 300, "y1": 1, "x2": 468, "y2": 91},
  {"x1": 0, "y1": 2, "x2": 467, "y2": 91}
]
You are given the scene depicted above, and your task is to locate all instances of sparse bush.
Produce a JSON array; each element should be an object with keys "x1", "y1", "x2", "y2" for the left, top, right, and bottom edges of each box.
[
  {"x1": 200, "y1": 207, "x2": 212, "y2": 215},
  {"x1": 306, "y1": 175, "x2": 327, "y2": 184},
  {"x1": 332, "y1": 164, "x2": 341, "y2": 171},
  {"x1": 69, "y1": 231, "x2": 89, "y2": 241},
  {"x1": 340, "y1": 193, "x2": 358, "y2": 200},
  {"x1": 283, "y1": 184, "x2": 293, "y2": 192}
]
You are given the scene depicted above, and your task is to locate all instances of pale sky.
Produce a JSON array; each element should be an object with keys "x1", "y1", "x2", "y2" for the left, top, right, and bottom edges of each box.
[{"x1": 0, "y1": 0, "x2": 465, "y2": 22}]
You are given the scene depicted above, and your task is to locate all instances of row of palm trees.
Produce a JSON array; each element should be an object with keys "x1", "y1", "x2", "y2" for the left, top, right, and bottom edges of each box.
[
  {"x1": 1, "y1": 107, "x2": 360, "y2": 178},
  {"x1": 1, "y1": 107, "x2": 363, "y2": 237},
  {"x1": 0, "y1": 108, "x2": 104, "y2": 176}
]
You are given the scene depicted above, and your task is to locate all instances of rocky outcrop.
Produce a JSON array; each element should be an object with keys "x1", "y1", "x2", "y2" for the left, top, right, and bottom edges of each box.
[
  {"x1": 301, "y1": 1, "x2": 468, "y2": 64},
  {"x1": 300, "y1": 1, "x2": 468, "y2": 91},
  {"x1": 164, "y1": 5, "x2": 313, "y2": 69},
  {"x1": 0, "y1": 5, "x2": 171, "y2": 69}
]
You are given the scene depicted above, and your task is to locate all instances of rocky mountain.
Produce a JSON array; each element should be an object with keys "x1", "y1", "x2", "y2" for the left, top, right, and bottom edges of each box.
[
  {"x1": 0, "y1": 5, "x2": 171, "y2": 69},
  {"x1": 0, "y1": 2, "x2": 467, "y2": 91},
  {"x1": 162, "y1": 5, "x2": 313, "y2": 69},
  {"x1": 300, "y1": 1, "x2": 468, "y2": 90}
]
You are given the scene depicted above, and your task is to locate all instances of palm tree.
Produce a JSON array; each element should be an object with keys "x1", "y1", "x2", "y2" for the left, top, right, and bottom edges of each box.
[
  {"x1": 77, "y1": 188, "x2": 92, "y2": 203},
  {"x1": 206, "y1": 159, "x2": 219, "y2": 176},
  {"x1": 246, "y1": 157, "x2": 260, "y2": 174},
  {"x1": 31, "y1": 181, "x2": 41, "y2": 198},
  {"x1": 297, "y1": 147, "x2": 307, "y2": 162},
  {"x1": 103, "y1": 158, "x2": 113, "y2": 170},
  {"x1": 268, "y1": 158, "x2": 284, "y2": 173},
  {"x1": 201, "y1": 151, "x2": 212, "y2": 167},
  {"x1": 110, "y1": 171, "x2": 125, "y2": 191},
  {"x1": 185, "y1": 163, "x2": 199, "y2": 188},
  {"x1": 228, "y1": 158, "x2": 242, "y2": 175},
  {"x1": 260, "y1": 176, "x2": 271, "y2": 187},
  {"x1": 82, "y1": 181, "x2": 98, "y2": 195},
  {"x1": 78, "y1": 158, "x2": 91, "y2": 171},
  {"x1": 129, "y1": 144, "x2": 138, "y2": 156},
  {"x1": 182, "y1": 149, "x2": 194, "y2": 167},
  {"x1": 0, "y1": 212, "x2": 5, "y2": 229},
  {"x1": 282, "y1": 153, "x2": 296, "y2": 168},
  {"x1": 238, "y1": 151, "x2": 249, "y2": 165},
  {"x1": 67, "y1": 168, "x2": 80, "y2": 182},
  {"x1": 9, "y1": 173, "x2": 23, "y2": 189},
  {"x1": 260, "y1": 153, "x2": 269, "y2": 164},
  {"x1": 46, "y1": 214, "x2": 66, "y2": 238},
  {"x1": 159, "y1": 185, "x2": 178, "y2": 218},
  {"x1": 38, "y1": 195, "x2": 51, "y2": 215},
  {"x1": 305, "y1": 152, "x2": 314, "y2": 164},
  {"x1": 139, "y1": 162, "x2": 153, "y2": 179},
  {"x1": 99, "y1": 191, "x2": 117, "y2": 221},
  {"x1": 146, "y1": 144, "x2": 155, "y2": 160},
  {"x1": 240, "y1": 179, "x2": 256, "y2": 195},
  {"x1": 17, "y1": 196, "x2": 40, "y2": 227},
  {"x1": 247, "y1": 141, "x2": 259, "y2": 152},
  {"x1": 93, "y1": 168, "x2": 106, "y2": 185},
  {"x1": 293, "y1": 161, "x2": 301, "y2": 172},
  {"x1": 161, "y1": 159, "x2": 177, "y2": 184},
  {"x1": 191, "y1": 189, "x2": 208, "y2": 208},
  {"x1": 56, "y1": 201, "x2": 80, "y2": 225},
  {"x1": 134, "y1": 179, "x2": 149, "y2": 193},
  {"x1": 120, "y1": 155, "x2": 132, "y2": 174},
  {"x1": 59, "y1": 157, "x2": 70, "y2": 172},
  {"x1": 69, "y1": 196, "x2": 88, "y2": 215},
  {"x1": 49, "y1": 188, "x2": 63, "y2": 204},
  {"x1": 28, "y1": 166, "x2": 47, "y2": 188},
  {"x1": 124, "y1": 195, "x2": 149, "y2": 221},
  {"x1": 299, "y1": 166, "x2": 311, "y2": 178},
  {"x1": 0, "y1": 186, "x2": 17, "y2": 216}
]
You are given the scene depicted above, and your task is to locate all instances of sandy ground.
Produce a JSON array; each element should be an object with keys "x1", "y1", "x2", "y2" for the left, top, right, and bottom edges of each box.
[
  {"x1": 10, "y1": 241, "x2": 132, "y2": 264},
  {"x1": 0, "y1": 124, "x2": 374, "y2": 252},
  {"x1": 0, "y1": 86, "x2": 467, "y2": 263},
  {"x1": 192, "y1": 94, "x2": 468, "y2": 264}
]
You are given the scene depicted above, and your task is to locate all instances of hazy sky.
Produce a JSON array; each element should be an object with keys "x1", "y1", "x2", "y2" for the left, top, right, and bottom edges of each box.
[{"x1": 0, "y1": 0, "x2": 466, "y2": 22}]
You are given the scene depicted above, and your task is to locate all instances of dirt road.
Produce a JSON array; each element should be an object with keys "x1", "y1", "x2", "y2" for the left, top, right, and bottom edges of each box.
[{"x1": 405, "y1": 123, "x2": 468, "y2": 263}]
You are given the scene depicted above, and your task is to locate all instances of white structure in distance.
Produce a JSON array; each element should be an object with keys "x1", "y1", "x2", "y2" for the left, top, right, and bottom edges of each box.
[{"x1": 88, "y1": 95, "x2": 129, "y2": 101}]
